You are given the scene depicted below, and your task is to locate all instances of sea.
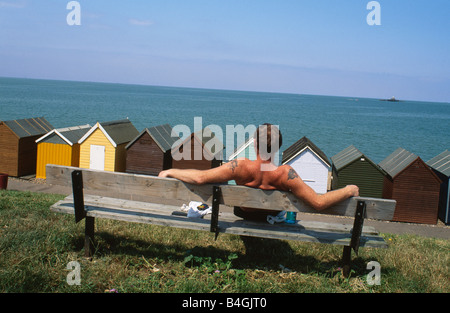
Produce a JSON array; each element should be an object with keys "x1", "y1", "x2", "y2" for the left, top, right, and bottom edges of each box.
[{"x1": 1, "y1": 77, "x2": 449, "y2": 164}]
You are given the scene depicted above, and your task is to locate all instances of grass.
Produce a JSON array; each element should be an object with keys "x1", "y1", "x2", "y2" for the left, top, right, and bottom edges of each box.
[{"x1": 0, "y1": 189, "x2": 449, "y2": 293}]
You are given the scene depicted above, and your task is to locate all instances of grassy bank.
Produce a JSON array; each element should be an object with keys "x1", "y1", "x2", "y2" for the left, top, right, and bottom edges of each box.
[{"x1": 0, "y1": 190, "x2": 448, "y2": 293}]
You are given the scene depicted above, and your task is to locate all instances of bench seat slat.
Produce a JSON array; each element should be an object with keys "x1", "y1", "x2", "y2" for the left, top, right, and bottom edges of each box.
[
  {"x1": 50, "y1": 195, "x2": 387, "y2": 248},
  {"x1": 73, "y1": 195, "x2": 382, "y2": 236}
]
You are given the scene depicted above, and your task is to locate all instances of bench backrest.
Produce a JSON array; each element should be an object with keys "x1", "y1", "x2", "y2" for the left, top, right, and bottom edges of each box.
[{"x1": 46, "y1": 165, "x2": 396, "y2": 220}]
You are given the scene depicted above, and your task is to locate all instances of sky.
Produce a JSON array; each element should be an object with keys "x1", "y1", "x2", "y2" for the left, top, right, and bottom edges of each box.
[{"x1": 0, "y1": 0, "x2": 449, "y2": 102}]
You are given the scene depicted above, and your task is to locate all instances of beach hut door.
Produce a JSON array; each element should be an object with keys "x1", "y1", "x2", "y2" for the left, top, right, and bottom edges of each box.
[{"x1": 90, "y1": 145, "x2": 105, "y2": 170}]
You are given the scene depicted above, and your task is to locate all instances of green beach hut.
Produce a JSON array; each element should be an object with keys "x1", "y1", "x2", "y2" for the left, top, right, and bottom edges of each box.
[{"x1": 331, "y1": 145, "x2": 390, "y2": 198}]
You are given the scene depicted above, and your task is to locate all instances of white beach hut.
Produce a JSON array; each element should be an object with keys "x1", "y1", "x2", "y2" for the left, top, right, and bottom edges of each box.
[{"x1": 282, "y1": 136, "x2": 331, "y2": 194}]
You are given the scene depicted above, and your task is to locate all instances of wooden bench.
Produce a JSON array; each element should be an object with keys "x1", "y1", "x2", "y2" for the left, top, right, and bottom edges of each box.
[{"x1": 46, "y1": 164, "x2": 396, "y2": 277}]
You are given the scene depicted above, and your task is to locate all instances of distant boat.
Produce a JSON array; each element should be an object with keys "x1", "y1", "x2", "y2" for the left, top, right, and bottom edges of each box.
[{"x1": 380, "y1": 96, "x2": 400, "y2": 102}]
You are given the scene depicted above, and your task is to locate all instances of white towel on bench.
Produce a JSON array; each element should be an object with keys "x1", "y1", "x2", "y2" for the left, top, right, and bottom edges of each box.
[{"x1": 181, "y1": 201, "x2": 212, "y2": 218}]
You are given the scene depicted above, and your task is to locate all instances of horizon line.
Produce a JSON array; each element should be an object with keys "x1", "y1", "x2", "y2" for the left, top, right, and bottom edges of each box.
[{"x1": 1, "y1": 75, "x2": 449, "y2": 105}]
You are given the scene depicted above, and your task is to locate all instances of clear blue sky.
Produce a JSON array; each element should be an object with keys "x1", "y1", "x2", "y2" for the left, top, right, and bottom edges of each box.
[{"x1": 0, "y1": 0, "x2": 449, "y2": 102}]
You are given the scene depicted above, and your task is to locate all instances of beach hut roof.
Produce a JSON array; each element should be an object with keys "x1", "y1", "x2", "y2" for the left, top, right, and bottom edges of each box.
[
  {"x1": 331, "y1": 145, "x2": 364, "y2": 171},
  {"x1": 126, "y1": 124, "x2": 180, "y2": 153},
  {"x1": 427, "y1": 150, "x2": 450, "y2": 177},
  {"x1": 228, "y1": 137, "x2": 254, "y2": 160},
  {"x1": 282, "y1": 136, "x2": 330, "y2": 167},
  {"x1": 331, "y1": 144, "x2": 388, "y2": 175},
  {"x1": 79, "y1": 119, "x2": 139, "y2": 147},
  {"x1": 1, "y1": 117, "x2": 53, "y2": 138},
  {"x1": 378, "y1": 147, "x2": 419, "y2": 178},
  {"x1": 36, "y1": 124, "x2": 91, "y2": 146}
]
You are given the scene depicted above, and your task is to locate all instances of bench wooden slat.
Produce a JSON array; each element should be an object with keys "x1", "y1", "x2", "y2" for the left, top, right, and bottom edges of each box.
[
  {"x1": 46, "y1": 165, "x2": 396, "y2": 221},
  {"x1": 57, "y1": 194, "x2": 382, "y2": 235},
  {"x1": 219, "y1": 184, "x2": 395, "y2": 220},
  {"x1": 50, "y1": 195, "x2": 387, "y2": 248}
]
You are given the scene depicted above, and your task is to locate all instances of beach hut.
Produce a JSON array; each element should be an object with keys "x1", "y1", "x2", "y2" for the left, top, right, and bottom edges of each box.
[
  {"x1": 125, "y1": 124, "x2": 180, "y2": 176},
  {"x1": 35, "y1": 124, "x2": 91, "y2": 179},
  {"x1": 172, "y1": 127, "x2": 224, "y2": 170},
  {"x1": 379, "y1": 148, "x2": 441, "y2": 224},
  {"x1": 0, "y1": 117, "x2": 53, "y2": 177},
  {"x1": 426, "y1": 150, "x2": 450, "y2": 225},
  {"x1": 78, "y1": 119, "x2": 139, "y2": 172},
  {"x1": 282, "y1": 136, "x2": 331, "y2": 194},
  {"x1": 331, "y1": 145, "x2": 390, "y2": 198}
]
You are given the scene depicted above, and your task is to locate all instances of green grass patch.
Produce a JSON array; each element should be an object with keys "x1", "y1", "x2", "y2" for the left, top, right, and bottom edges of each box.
[{"x1": 0, "y1": 190, "x2": 448, "y2": 293}]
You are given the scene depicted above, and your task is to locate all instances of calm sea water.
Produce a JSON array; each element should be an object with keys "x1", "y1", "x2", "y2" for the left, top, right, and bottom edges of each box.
[{"x1": 1, "y1": 77, "x2": 449, "y2": 164}]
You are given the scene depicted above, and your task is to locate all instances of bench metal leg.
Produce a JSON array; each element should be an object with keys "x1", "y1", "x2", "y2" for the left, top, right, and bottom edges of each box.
[
  {"x1": 85, "y1": 216, "x2": 95, "y2": 258},
  {"x1": 350, "y1": 201, "x2": 366, "y2": 255},
  {"x1": 210, "y1": 186, "x2": 221, "y2": 239},
  {"x1": 72, "y1": 170, "x2": 86, "y2": 223},
  {"x1": 342, "y1": 200, "x2": 367, "y2": 277},
  {"x1": 342, "y1": 245, "x2": 352, "y2": 277}
]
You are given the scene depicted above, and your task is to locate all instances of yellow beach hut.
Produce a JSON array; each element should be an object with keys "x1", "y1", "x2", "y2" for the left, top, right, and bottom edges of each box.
[
  {"x1": 35, "y1": 124, "x2": 91, "y2": 179},
  {"x1": 78, "y1": 119, "x2": 139, "y2": 172}
]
